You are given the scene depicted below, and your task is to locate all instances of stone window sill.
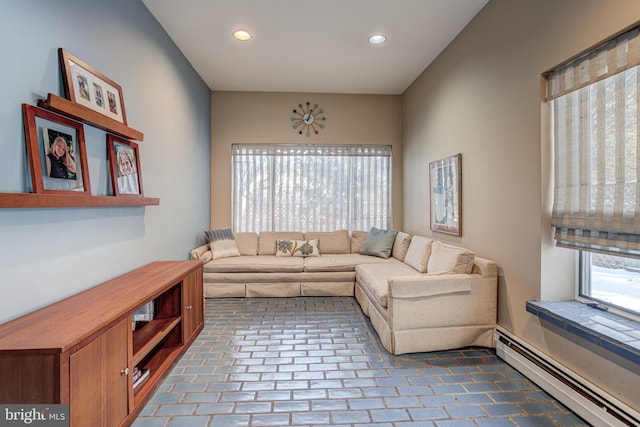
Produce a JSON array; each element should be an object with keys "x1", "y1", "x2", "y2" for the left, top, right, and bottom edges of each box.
[{"x1": 526, "y1": 300, "x2": 640, "y2": 365}]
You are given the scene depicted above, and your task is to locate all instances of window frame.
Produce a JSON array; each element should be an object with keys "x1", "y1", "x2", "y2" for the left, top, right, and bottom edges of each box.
[{"x1": 578, "y1": 251, "x2": 640, "y2": 320}]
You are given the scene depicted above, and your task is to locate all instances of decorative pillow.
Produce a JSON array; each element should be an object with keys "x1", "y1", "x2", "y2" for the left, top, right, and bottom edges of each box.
[
  {"x1": 404, "y1": 236, "x2": 433, "y2": 273},
  {"x1": 204, "y1": 228, "x2": 241, "y2": 260},
  {"x1": 427, "y1": 241, "x2": 475, "y2": 274},
  {"x1": 391, "y1": 231, "x2": 412, "y2": 261},
  {"x1": 276, "y1": 239, "x2": 320, "y2": 257},
  {"x1": 359, "y1": 227, "x2": 398, "y2": 259}
]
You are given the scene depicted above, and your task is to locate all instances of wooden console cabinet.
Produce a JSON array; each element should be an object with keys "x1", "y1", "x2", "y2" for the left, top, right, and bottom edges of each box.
[{"x1": 0, "y1": 261, "x2": 203, "y2": 427}]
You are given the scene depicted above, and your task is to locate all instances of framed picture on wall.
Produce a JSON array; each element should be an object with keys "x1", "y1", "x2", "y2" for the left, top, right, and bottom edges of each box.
[
  {"x1": 429, "y1": 153, "x2": 461, "y2": 236},
  {"x1": 107, "y1": 135, "x2": 143, "y2": 196},
  {"x1": 22, "y1": 104, "x2": 91, "y2": 195},
  {"x1": 59, "y1": 48, "x2": 128, "y2": 124}
]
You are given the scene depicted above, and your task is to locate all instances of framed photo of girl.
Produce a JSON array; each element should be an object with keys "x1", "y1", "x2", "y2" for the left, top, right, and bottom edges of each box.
[
  {"x1": 107, "y1": 135, "x2": 144, "y2": 197},
  {"x1": 22, "y1": 104, "x2": 91, "y2": 195},
  {"x1": 59, "y1": 48, "x2": 127, "y2": 125}
]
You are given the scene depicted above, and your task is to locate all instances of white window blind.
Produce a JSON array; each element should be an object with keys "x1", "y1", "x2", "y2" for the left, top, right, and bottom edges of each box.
[
  {"x1": 232, "y1": 144, "x2": 392, "y2": 233},
  {"x1": 548, "y1": 26, "x2": 640, "y2": 257}
]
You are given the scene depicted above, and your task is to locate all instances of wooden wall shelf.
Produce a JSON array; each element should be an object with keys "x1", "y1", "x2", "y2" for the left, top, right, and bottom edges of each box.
[
  {"x1": 0, "y1": 192, "x2": 159, "y2": 208},
  {"x1": 38, "y1": 93, "x2": 144, "y2": 141}
]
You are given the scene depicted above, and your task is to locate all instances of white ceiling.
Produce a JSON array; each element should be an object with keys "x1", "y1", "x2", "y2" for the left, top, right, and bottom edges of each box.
[{"x1": 141, "y1": 0, "x2": 489, "y2": 95}]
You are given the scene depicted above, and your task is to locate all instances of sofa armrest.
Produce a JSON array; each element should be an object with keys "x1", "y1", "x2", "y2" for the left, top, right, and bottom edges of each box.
[
  {"x1": 189, "y1": 244, "x2": 212, "y2": 263},
  {"x1": 388, "y1": 274, "x2": 476, "y2": 299},
  {"x1": 386, "y1": 273, "x2": 498, "y2": 331}
]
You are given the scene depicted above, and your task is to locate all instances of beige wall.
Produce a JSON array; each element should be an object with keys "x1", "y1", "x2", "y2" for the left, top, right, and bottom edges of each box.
[
  {"x1": 211, "y1": 91, "x2": 402, "y2": 230},
  {"x1": 403, "y1": 0, "x2": 640, "y2": 409}
]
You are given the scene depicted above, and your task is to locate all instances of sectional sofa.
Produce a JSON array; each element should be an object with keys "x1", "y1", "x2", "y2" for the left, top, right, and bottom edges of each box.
[{"x1": 189, "y1": 229, "x2": 498, "y2": 354}]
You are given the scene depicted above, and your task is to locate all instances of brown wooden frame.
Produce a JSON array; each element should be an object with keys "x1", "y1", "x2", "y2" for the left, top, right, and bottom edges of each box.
[
  {"x1": 59, "y1": 48, "x2": 128, "y2": 125},
  {"x1": 108, "y1": 135, "x2": 144, "y2": 197},
  {"x1": 22, "y1": 104, "x2": 91, "y2": 195}
]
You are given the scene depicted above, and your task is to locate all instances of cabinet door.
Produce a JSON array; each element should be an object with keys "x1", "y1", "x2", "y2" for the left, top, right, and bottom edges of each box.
[
  {"x1": 70, "y1": 318, "x2": 129, "y2": 427},
  {"x1": 182, "y1": 270, "x2": 204, "y2": 344}
]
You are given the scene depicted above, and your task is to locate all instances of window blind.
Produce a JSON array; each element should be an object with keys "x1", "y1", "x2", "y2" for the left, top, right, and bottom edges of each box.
[{"x1": 548, "y1": 25, "x2": 640, "y2": 257}]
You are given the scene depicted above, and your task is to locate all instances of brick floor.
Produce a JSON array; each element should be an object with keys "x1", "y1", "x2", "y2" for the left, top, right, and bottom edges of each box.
[{"x1": 132, "y1": 297, "x2": 589, "y2": 427}]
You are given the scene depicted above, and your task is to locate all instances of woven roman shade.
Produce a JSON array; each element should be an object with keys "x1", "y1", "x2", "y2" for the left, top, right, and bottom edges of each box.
[{"x1": 548, "y1": 25, "x2": 640, "y2": 257}]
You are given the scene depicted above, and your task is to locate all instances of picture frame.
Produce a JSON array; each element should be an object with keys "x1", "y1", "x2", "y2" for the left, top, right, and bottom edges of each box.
[
  {"x1": 107, "y1": 135, "x2": 144, "y2": 196},
  {"x1": 429, "y1": 153, "x2": 461, "y2": 236},
  {"x1": 22, "y1": 104, "x2": 91, "y2": 195},
  {"x1": 59, "y1": 48, "x2": 127, "y2": 124}
]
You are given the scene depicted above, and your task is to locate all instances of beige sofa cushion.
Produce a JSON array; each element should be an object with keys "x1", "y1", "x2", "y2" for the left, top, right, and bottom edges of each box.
[
  {"x1": 403, "y1": 236, "x2": 433, "y2": 273},
  {"x1": 305, "y1": 230, "x2": 350, "y2": 254},
  {"x1": 204, "y1": 256, "x2": 303, "y2": 273},
  {"x1": 427, "y1": 241, "x2": 475, "y2": 274},
  {"x1": 234, "y1": 232, "x2": 258, "y2": 255},
  {"x1": 355, "y1": 262, "x2": 420, "y2": 307},
  {"x1": 304, "y1": 254, "x2": 401, "y2": 272},
  {"x1": 392, "y1": 231, "x2": 412, "y2": 261},
  {"x1": 350, "y1": 231, "x2": 368, "y2": 253},
  {"x1": 258, "y1": 232, "x2": 304, "y2": 255}
]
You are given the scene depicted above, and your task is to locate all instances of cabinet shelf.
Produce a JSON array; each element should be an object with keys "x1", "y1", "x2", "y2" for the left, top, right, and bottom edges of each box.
[
  {"x1": 0, "y1": 192, "x2": 159, "y2": 208},
  {"x1": 38, "y1": 93, "x2": 143, "y2": 141},
  {"x1": 132, "y1": 316, "x2": 181, "y2": 366}
]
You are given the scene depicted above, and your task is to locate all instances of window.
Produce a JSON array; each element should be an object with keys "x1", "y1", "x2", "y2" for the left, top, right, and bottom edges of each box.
[
  {"x1": 547, "y1": 26, "x2": 640, "y2": 317},
  {"x1": 231, "y1": 144, "x2": 392, "y2": 233}
]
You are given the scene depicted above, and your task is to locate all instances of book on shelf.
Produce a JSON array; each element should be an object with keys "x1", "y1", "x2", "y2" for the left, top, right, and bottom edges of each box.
[
  {"x1": 133, "y1": 301, "x2": 154, "y2": 322},
  {"x1": 133, "y1": 367, "x2": 150, "y2": 388}
]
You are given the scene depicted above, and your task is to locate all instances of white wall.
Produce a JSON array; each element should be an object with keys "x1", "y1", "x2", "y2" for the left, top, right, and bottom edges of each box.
[
  {"x1": 0, "y1": 0, "x2": 211, "y2": 323},
  {"x1": 403, "y1": 0, "x2": 640, "y2": 409}
]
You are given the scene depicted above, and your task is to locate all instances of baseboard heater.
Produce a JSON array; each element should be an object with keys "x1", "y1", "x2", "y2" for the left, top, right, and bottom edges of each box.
[{"x1": 494, "y1": 327, "x2": 640, "y2": 427}]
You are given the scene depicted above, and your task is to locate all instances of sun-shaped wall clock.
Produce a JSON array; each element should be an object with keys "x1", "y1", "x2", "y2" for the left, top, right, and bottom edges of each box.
[{"x1": 290, "y1": 102, "x2": 326, "y2": 137}]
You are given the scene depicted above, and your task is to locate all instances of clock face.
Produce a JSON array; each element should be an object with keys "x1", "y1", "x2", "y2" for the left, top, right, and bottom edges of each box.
[{"x1": 291, "y1": 102, "x2": 326, "y2": 137}]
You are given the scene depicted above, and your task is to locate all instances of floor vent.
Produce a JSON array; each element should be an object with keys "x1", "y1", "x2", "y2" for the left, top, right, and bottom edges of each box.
[{"x1": 494, "y1": 327, "x2": 640, "y2": 427}]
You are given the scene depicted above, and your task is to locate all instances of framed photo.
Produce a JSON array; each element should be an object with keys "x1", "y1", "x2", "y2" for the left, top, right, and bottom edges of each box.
[
  {"x1": 22, "y1": 104, "x2": 91, "y2": 195},
  {"x1": 107, "y1": 135, "x2": 143, "y2": 196},
  {"x1": 59, "y1": 48, "x2": 127, "y2": 124},
  {"x1": 429, "y1": 153, "x2": 461, "y2": 236}
]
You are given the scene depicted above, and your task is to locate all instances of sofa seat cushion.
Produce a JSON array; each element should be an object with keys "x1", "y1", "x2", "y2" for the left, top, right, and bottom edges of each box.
[
  {"x1": 355, "y1": 262, "x2": 420, "y2": 307},
  {"x1": 304, "y1": 254, "x2": 402, "y2": 272},
  {"x1": 203, "y1": 256, "x2": 303, "y2": 273}
]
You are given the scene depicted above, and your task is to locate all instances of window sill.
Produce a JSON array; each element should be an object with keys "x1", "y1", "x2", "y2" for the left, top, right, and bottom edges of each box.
[{"x1": 526, "y1": 300, "x2": 640, "y2": 365}]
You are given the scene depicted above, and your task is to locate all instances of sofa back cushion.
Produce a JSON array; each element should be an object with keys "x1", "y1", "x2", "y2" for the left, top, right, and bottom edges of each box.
[
  {"x1": 350, "y1": 231, "x2": 368, "y2": 253},
  {"x1": 392, "y1": 231, "x2": 412, "y2": 262},
  {"x1": 427, "y1": 241, "x2": 475, "y2": 274},
  {"x1": 234, "y1": 232, "x2": 258, "y2": 256},
  {"x1": 305, "y1": 230, "x2": 349, "y2": 254},
  {"x1": 258, "y1": 232, "x2": 304, "y2": 255},
  {"x1": 403, "y1": 236, "x2": 433, "y2": 273}
]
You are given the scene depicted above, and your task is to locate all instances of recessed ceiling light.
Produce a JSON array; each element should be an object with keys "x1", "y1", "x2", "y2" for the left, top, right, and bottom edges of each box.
[
  {"x1": 232, "y1": 29, "x2": 252, "y2": 41},
  {"x1": 367, "y1": 34, "x2": 387, "y2": 45}
]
